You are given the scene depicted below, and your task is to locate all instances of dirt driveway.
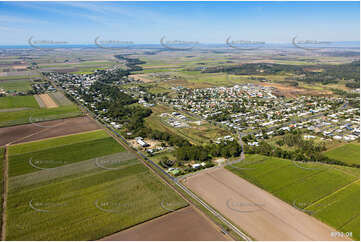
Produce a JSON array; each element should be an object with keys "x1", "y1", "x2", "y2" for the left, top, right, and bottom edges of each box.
[{"x1": 183, "y1": 168, "x2": 347, "y2": 241}]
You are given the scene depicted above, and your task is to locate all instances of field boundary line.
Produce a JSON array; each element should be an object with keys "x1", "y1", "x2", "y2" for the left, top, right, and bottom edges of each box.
[
  {"x1": 337, "y1": 213, "x2": 360, "y2": 231},
  {"x1": 1, "y1": 145, "x2": 8, "y2": 240},
  {"x1": 304, "y1": 179, "x2": 360, "y2": 211}
]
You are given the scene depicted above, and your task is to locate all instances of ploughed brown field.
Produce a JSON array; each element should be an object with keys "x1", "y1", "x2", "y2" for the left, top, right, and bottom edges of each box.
[
  {"x1": 99, "y1": 206, "x2": 230, "y2": 241},
  {"x1": 0, "y1": 116, "x2": 100, "y2": 146},
  {"x1": 183, "y1": 168, "x2": 348, "y2": 241}
]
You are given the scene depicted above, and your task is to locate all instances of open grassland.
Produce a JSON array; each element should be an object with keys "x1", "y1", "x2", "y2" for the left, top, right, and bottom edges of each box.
[
  {"x1": 0, "y1": 104, "x2": 81, "y2": 127},
  {"x1": 7, "y1": 159, "x2": 187, "y2": 240},
  {"x1": 324, "y1": 143, "x2": 360, "y2": 165},
  {"x1": 0, "y1": 96, "x2": 38, "y2": 109},
  {"x1": 9, "y1": 131, "x2": 124, "y2": 177},
  {"x1": 0, "y1": 80, "x2": 32, "y2": 92},
  {"x1": 226, "y1": 154, "x2": 360, "y2": 240}
]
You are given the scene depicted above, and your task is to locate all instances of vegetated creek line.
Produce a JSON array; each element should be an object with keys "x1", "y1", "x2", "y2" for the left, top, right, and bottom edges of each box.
[{"x1": 1, "y1": 145, "x2": 9, "y2": 240}]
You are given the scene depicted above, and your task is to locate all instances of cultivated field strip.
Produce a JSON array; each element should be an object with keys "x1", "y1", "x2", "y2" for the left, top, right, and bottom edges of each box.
[
  {"x1": 226, "y1": 154, "x2": 360, "y2": 240},
  {"x1": 49, "y1": 92, "x2": 73, "y2": 106},
  {"x1": 9, "y1": 137, "x2": 124, "y2": 177},
  {"x1": 33, "y1": 95, "x2": 45, "y2": 108},
  {"x1": 0, "y1": 95, "x2": 81, "y2": 127},
  {"x1": 36, "y1": 94, "x2": 58, "y2": 108},
  {"x1": 9, "y1": 152, "x2": 137, "y2": 191},
  {"x1": 5, "y1": 130, "x2": 187, "y2": 240}
]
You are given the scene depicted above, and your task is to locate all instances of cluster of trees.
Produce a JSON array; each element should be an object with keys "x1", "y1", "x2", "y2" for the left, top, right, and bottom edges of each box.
[
  {"x1": 202, "y1": 63, "x2": 304, "y2": 75},
  {"x1": 96, "y1": 69, "x2": 130, "y2": 84},
  {"x1": 279, "y1": 133, "x2": 326, "y2": 153},
  {"x1": 245, "y1": 134, "x2": 359, "y2": 168},
  {"x1": 296, "y1": 61, "x2": 360, "y2": 85},
  {"x1": 175, "y1": 140, "x2": 242, "y2": 161},
  {"x1": 114, "y1": 55, "x2": 146, "y2": 71}
]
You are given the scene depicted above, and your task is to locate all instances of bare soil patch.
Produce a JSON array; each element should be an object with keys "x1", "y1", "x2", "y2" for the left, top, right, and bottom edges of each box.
[
  {"x1": 99, "y1": 206, "x2": 229, "y2": 241},
  {"x1": 183, "y1": 168, "x2": 348, "y2": 241},
  {"x1": 0, "y1": 116, "x2": 100, "y2": 146},
  {"x1": 260, "y1": 82, "x2": 332, "y2": 97},
  {"x1": 37, "y1": 94, "x2": 58, "y2": 108}
]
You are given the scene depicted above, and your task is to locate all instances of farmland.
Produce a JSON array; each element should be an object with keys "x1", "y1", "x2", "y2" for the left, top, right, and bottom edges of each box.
[
  {"x1": 0, "y1": 116, "x2": 101, "y2": 146},
  {"x1": 324, "y1": 143, "x2": 360, "y2": 165},
  {"x1": 0, "y1": 105, "x2": 81, "y2": 127},
  {"x1": 226, "y1": 154, "x2": 360, "y2": 240},
  {"x1": 0, "y1": 94, "x2": 81, "y2": 127},
  {"x1": 8, "y1": 130, "x2": 123, "y2": 176},
  {"x1": 0, "y1": 79, "x2": 32, "y2": 92},
  {"x1": 6, "y1": 130, "x2": 187, "y2": 240},
  {"x1": 0, "y1": 96, "x2": 38, "y2": 109}
]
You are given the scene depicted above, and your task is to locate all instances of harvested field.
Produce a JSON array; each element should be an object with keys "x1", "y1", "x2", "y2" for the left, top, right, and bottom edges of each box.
[
  {"x1": 99, "y1": 206, "x2": 229, "y2": 241},
  {"x1": 0, "y1": 116, "x2": 100, "y2": 146},
  {"x1": 36, "y1": 94, "x2": 58, "y2": 108},
  {"x1": 184, "y1": 168, "x2": 348, "y2": 241},
  {"x1": 49, "y1": 92, "x2": 73, "y2": 106}
]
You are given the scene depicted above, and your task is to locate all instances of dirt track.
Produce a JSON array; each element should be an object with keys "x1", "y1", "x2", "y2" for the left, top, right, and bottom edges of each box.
[
  {"x1": 99, "y1": 206, "x2": 229, "y2": 241},
  {"x1": 0, "y1": 116, "x2": 100, "y2": 146},
  {"x1": 184, "y1": 168, "x2": 348, "y2": 241}
]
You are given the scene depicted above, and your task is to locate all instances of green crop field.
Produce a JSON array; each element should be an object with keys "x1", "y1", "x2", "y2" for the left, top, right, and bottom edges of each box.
[
  {"x1": 7, "y1": 131, "x2": 187, "y2": 240},
  {"x1": 324, "y1": 143, "x2": 360, "y2": 165},
  {"x1": 0, "y1": 79, "x2": 32, "y2": 92},
  {"x1": 0, "y1": 96, "x2": 39, "y2": 109},
  {"x1": 9, "y1": 131, "x2": 124, "y2": 177},
  {"x1": 307, "y1": 181, "x2": 360, "y2": 240},
  {"x1": 226, "y1": 154, "x2": 360, "y2": 240},
  {"x1": 9, "y1": 130, "x2": 109, "y2": 155},
  {"x1": 0, "y1": 105, "x2": 81, "y2": 127}
]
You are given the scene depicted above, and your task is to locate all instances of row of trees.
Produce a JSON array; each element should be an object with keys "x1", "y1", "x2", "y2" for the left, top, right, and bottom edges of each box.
[
  {"x1": 245, "y1": 140, "x2": 359, "y2": 168},
  {"x1": 175, "y1": 140, "x2": 242, "y2": 162}
]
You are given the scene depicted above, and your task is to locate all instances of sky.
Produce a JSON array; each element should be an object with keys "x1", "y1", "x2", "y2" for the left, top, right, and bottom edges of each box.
[{"x1": 0, "y1": 1, "x2": 359, "y2": 45}]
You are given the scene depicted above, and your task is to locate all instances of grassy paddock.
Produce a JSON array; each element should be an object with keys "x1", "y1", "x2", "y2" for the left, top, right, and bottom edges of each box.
[
  {"x1": 0, "y1": 96, "x2": 38, "y2": 109},
  {"x1": 324, "y1": 143, "x2": 360, "y2": 165}
]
